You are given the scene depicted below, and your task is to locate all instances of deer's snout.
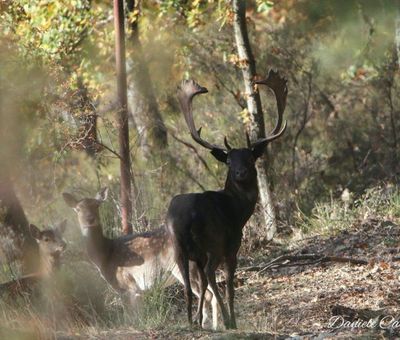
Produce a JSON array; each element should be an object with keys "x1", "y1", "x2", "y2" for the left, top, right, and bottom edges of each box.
[
  {"x1": 235, "y1": 169, "x2": 248, "y2": 180},
  {"x1": 84, "y1": 216, "x2": 97, "y2": 226},
  {"x1": 52, "y1": 241, "x2": 66, "y2": 258}
]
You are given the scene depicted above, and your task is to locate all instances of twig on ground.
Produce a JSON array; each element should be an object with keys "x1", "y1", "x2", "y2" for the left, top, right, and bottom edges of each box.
[{"x1": 238, "y1": 254, "x2": 369, "y2": 275}]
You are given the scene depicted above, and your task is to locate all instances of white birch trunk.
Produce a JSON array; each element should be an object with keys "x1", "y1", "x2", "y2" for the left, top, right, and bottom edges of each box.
[{"x1": 232, "y1": 0, "x2": 277, "y2": 240}]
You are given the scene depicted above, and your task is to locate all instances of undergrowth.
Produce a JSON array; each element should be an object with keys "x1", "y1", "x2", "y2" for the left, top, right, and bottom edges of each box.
[{"x1": 297, "y1": 184, "x2": 400, "y2": 236}]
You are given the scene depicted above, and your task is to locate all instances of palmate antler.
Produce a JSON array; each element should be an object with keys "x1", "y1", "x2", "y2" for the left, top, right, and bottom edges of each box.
[
  {"x1": 177, "y1": 70, "x2": 287, "y2": 155},
  {"x1": 177, "y1": 80, "x2": 230, "y2": 154},
  {"x1": 251, "y1": 69, "x2": 288, "y2": 149}
]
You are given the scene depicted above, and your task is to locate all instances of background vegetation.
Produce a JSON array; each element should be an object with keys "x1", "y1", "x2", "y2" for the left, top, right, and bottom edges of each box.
[{"x1": 0, "y1": 0, "x2": 399, "y2": 337}]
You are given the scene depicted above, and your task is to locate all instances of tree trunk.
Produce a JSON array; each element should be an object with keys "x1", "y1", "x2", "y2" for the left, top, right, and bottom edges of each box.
[
  {"x1": 232, "y1": 0, "x2": 277, "y2": 240},
  {"x1": 396, "y1": 1, "x2": 400, "y2": 67},
  {"x1": 126, "y1": 0, "x2": 168, "y2": 159},
  {"x1": 0, "y1": 174, "x2": 39, "y2": 273},
  {"x1": 113, "y1": 0, "x2": 133, "y2": 235},
  {"x1": 393, "y1": 2, "x2": 400, "y2": 164}
]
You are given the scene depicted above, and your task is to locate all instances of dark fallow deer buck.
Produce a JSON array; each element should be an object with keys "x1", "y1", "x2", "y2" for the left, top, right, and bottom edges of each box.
[
  {"x1": 63, "y1": 189, "x2": 217, "y2": 328},
  {"x1": 167, "y1": 69, "x2": 287, "y2": 329}
]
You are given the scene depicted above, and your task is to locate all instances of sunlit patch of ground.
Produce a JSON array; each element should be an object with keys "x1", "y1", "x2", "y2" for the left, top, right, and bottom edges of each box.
[{"x1": 236, "y1": 216, "x2": 400, "y2": 338}]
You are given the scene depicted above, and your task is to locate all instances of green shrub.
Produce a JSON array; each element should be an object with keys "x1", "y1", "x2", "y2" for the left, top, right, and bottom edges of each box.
[{"x1": 297, "y1": 184, "x2": 400, "y2": 235}]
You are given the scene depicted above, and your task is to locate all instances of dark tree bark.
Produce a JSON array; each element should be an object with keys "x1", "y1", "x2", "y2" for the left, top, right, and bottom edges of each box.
[
  {"x1": 232, "y1": 0, "x2": 277, "y2": 240},
  {"x1": 0, "y1": 174, "x2": 39, "y2": 273},
  {"x1": 114, "y1": 0, "x2": 133, "y2": 235},
  {"x1": 397, "y1": 3, "x2": 400, "y2": 65},
  {"x1": 392, "y1": 3, "x2": 400, "y2": 169},
  {"x1": 126, "y1": 0, "x2": 168, "y2": 158}
]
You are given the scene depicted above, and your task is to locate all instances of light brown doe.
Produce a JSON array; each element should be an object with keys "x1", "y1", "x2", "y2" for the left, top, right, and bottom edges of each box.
[
  {"x1": 63, "y1": 188, "x2": 218, "y2": 328},
  {"x1": 0, "y1": 221, "x2": 67, "y2": 299}
]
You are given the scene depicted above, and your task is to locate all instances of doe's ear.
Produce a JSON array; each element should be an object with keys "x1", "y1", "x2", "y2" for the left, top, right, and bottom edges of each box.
[
  {"x1": 96, "y1": 187, "x2": 109, "y2": 202},
  {"x1": 56, "y1": 219, "x2": 67, "y2": 234},
  {"x1": 210, "y1": 149, "x2": 228, "y2": 163},
  {"x1": 251, "y1": 142, "x2": 268, "y2": 160},
  {"x1": 29, "y1": 224, "x2": 41, "y2": 240},
  {"x1": 63, "y1": 193, "x2": 78, "y2": 208}
]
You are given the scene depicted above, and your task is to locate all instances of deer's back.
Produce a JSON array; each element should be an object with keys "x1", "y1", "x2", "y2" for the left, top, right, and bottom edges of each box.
[{"x1": 109, "y1": 226, "x2": 176, "y2": 291}]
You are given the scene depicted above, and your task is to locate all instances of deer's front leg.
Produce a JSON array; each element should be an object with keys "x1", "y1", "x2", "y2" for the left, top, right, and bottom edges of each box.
[
  {"x1": 128, "y1": 289, "x2": 142, "y2": 307},
  {"x1": 224, "y1": 255, "x2": 237, "y2": 329},
  {"x1": 120, "y1": 270, "x2": 143, "y2": 308}
]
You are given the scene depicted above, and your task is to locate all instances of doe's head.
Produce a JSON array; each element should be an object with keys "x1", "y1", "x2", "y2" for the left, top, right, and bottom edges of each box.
[
  {"x1": 29, "y1": 220, "x2": 67, "y2": 259},
  {"x1": 62, "y1": 188, "x2": 108, "y2": 234}
]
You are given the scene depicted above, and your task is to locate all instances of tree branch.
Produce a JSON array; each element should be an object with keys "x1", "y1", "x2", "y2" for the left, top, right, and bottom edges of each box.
[
  {"x1": 169, "y1": 131, "x2": 220, "y2": 184},
  {"x1": 239, "y1": 254, "x2": 368, "y2": 275}
]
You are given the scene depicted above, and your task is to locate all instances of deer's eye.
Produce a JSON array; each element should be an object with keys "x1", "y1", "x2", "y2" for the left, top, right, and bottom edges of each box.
[{"x1": 43, "y1": 237, "x2": 49, "y2": 242}]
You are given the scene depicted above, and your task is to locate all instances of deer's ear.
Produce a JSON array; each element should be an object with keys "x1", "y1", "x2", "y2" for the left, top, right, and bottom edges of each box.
[
  {"x1": 251, "y1": 142, "x2": 267, "y2": 160},
  {"x1": 96, "y1": 187, "x2": 109, "y2": 202},
  {"x1": 29, "y1": 224, "x2": 41, "y2": 240},
  {"x1": 56, "y1": 219, "x2": 67, "y2": 234},
  {"x1": 63, "y1": 193, "x2": 78, "y2": 208},
  {"x1": 210, "y1": 149, "x2": 228, "y2": 163}
]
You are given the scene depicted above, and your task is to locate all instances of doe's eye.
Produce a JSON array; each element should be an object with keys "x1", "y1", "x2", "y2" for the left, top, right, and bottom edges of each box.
[{"x1": 43, "y1": 237, "x2": 49, "y2": 242}]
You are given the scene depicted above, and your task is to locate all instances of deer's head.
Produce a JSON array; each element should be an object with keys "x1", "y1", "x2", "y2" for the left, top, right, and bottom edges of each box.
[
  {"x1": 29, "y1": 220, "x2": 67, "y2": 260},
  {"x1": 177, "y1": 70, "x2": 287, "y2": 185},
  {"x1": 62, "y1": 188, "x2": 108, "y2": 236}
]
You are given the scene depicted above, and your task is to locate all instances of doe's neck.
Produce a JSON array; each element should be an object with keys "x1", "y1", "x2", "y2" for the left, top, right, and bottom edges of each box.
[
  {"x1": 82, "y1": 224, "x2": 111, "y2": 270},
  {"x1": 38, "y1": 251, "x2": 60, "y2": 277}
]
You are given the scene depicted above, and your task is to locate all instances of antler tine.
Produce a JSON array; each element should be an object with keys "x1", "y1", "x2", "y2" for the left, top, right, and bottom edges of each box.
[
  {"x1": 224, "y1": 136, "x2": 232, "y2": 150},
  {"x1": 252, "y1": 69, "x2": 288, "y2": 147},
  {"x1": 177, "y1": 80, "x2": 226, "y2": 152}
]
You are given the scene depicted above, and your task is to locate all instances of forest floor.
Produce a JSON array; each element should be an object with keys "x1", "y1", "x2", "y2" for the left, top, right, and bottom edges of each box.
[
  {"x1": 2, "y1": 215, "x2": 399, "y2": 339},
  {"x1": 64, "y1": 214, "x2": 399, "y2": 339}
]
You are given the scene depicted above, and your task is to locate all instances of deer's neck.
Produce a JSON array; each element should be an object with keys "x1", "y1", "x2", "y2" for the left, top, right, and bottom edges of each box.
[
  {"x1": 223, "y1": 175, "x2": 258, "y2": 223},
  {"x1": 38, "y1": 251, "x2": 60, "y2": 277},
  {"x1": 83, "y1": 226, "x2": 111, "y2": 273}
]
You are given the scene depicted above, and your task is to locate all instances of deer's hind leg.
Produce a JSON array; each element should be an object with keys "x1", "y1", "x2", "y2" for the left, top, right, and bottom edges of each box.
[
  {"x1": 202, "y1": 287, "x2": 217, "y2": 329},
  {"x1": 193, "y1": 261, "x2": 208, "y2": 328},
  {"x1": 179, "y1": 262, "x2": 211, "y2": 329},
  {"x1": 176, "y1": 248, "x2": 193, "y2": 325},
  {"x1": 205, "y1": 255, "x2": 229, "y2": 329}
]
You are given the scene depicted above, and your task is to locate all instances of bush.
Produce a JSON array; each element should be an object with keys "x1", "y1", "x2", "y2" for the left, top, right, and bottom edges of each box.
[{"x1": 297, "y1": 184, "x2": 400, "y2": 236}]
